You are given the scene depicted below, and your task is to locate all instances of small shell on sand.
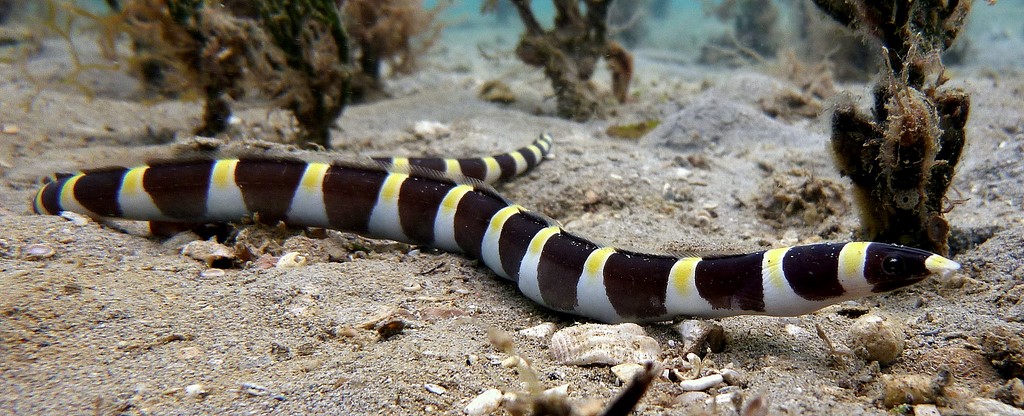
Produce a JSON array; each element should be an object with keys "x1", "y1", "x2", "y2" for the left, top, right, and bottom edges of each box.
[
  {"x1": 200, "y1": 268, "x2": 226, "y2": 278},
  {"x1": 23, "y1": 243, "x2": 55, "y2": 260},
  {"x1": 275, "y1": 252, "x2": 306, "y2": 268},
  {"x1": 549, "y1": 323, "x2": 660, "y2": 366},
  {"x1": 464, "y1": 389, "x2": 503, "y2": 415}
]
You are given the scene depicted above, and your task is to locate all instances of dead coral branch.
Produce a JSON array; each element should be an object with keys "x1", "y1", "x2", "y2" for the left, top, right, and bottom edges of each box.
[{"x1": 507, "y1": 0, "x2": 633, "y2": 121}]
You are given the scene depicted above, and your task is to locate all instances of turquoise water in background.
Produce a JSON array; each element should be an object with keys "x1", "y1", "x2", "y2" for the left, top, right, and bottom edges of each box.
[
  {"x1": 41, "y1": 0, "x2": 1024, "y2": 71},
  {"x1": 421, "y1": 0, "x2": 1024, "y2": 71}
]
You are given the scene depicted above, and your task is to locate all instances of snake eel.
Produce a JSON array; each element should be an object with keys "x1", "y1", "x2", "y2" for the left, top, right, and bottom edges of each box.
[{"x1": 32, "y1": 134, "x2": 959, "y2": 323}]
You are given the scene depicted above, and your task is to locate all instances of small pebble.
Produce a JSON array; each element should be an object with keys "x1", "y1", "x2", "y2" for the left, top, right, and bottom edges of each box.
[
  {"x1": 964, "y1": 398, "x2": 1024, "y2": 416},
  {"x1": 376, "y1": 319, "x2": 406, "y2": 340},
  {"x1": 401, "y1": 282, "x2": 423, "y2": 292},
  {"x1": 501, "y1": 356, "x2": 524, "y2": 369},
  {"x1": 254, "y1": 254, "x2": 278, "y2": 270},
  {"x1": 679, "y1": 374, "x2": 724, "y2": 391},
  {"x1": 275, "y1": 252, "x2": 306, "y2": 268},
  {"x1": 464, "y1": 388, "x2": 503, "y2": 415},
  {"x1": 411, "y1": 120, "x2": 450, "y2": 139},
  {"x1": 979, "y1": 325, "x2": 1024, "y2": 379},
  {"x1": 611, "y1": 363, "x2": 645, "y2": 383},
  {"x1": 184, "y1": 383, "x2": 208, "y2": 399},
  {"x1": 424, "y1": 383, "x2": 446, "y2": 395},
  {"x1": 179, "y1": 346, "x2": 203, "y2": 360},
  {"x1": 713, "y1": 392, "x2": 742, "y2": 409},
  {"x1": 784, "y1": 324, "x2": 811, "y2": 337},
  {"x1": 880, "y1": 374, "x2": 942, "y2": 407},
  {"x1": 549, "y1": 323, "x2": 660, "y2": 366},
  {"x1": 478, "y1": 80, "x2": 516, "y2": 104},
  {"x1": 994, "y1": 378, "x2": 1024, "y2": 407},
  {"x1": 720, "y1": 368, "x2": 744, "y2": 386},
  {"x1": 23, "y1": 243, "x2": 55, "y2": 260},
  {"x1": 848, "y1": 314, "x2": 905, "y2": 365},
  {"x1": 913, "y1": 404, "x2": 941, "y2": 416}
]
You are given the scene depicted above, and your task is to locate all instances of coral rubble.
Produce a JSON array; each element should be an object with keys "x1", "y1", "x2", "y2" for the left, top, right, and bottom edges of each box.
[
  {"x1": 813, "y1": 0, "x2": 971, "y2": 255},
  {"x1": 343, "y1": 0, "x2": 447, "y2": 102},
  {"x1": 500, "y1": 0, "x2": 634, "y2": 121}
]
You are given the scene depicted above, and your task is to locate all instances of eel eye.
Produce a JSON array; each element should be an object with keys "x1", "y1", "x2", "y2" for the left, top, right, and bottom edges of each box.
[{"x1": 882, "y1": 255, "x2": 906, "y2": 276}]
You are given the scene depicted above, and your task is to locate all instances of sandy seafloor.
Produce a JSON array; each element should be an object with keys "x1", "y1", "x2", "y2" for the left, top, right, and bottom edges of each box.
[{"x1": 2, "y1": 3, "x2": 1024, "y2": 415}]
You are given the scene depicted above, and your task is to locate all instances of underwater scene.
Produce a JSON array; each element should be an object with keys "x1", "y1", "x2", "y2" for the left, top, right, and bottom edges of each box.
[{"x1": 1, "y1": 1, "x2": 1024, "y2": 414}]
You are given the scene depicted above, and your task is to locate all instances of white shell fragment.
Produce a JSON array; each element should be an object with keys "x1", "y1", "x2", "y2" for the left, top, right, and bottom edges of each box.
[
  {"x1": 464, "y1": 389, "x2": 503, "y2": 415},
  {"x1": 679, "y1": 374, "x2": 724, "y2": 391},
  {"x1": 518, "y1": 322, "x2": 557, "y2": 338},
  {"x1": 544, "y1": 384, "x2": 569, "y2": 397},
  {"x1": 200, "y1": 268, "x2": 226, "y2": 278},
  {"x1": 241, "y1": 382, "x2": 268, "y2": 396},
  {"x1": 182, "y1": 240, "x2": 235, "y2": 266},
  {"x1": 549, "y1": 323, "x2": 661, "y2": 366},
  {"x1": 424, "y1": 383, "x2": 447, "y2": 395},
  {"x1": 184, "y1": 383, "x2": 208, "y2": 399},
  {"x1": 59, "y1": 211, "x2": 90, "y2": 226},
  {"x1": 275, "y1": 252, "x2": 307, "y2": 269}
]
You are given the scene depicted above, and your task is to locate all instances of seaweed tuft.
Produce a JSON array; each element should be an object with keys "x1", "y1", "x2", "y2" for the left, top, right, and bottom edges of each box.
[
  {"x1": 343, "y1": 0, "x2": 448, "y2": 102},
  {"x1": 255, "y1": 0, "x2": 352, "y2": 148},
  {"x1": 113, "y1": 0, "x2": 353, "y2": 148}
]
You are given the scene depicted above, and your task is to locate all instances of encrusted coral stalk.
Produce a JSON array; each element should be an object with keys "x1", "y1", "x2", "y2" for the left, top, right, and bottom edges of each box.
[
  {"x1": 508, "y1": 0, "x2": 632, "y2": 120},
  {"x1": 816, "y1": 0, "x2": 971, "y2": 255}
]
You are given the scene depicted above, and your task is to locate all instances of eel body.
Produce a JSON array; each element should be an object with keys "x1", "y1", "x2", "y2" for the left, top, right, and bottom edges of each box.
[{"x1": 32, "y1": 134, "x2": 959, "y2": 323}]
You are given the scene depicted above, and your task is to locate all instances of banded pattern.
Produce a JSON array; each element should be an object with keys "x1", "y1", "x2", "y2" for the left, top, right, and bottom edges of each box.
[
  {"x1": 32, "y1": 135, "x2": 960, "y2": 323},
  {"x1": 372, "y1": 133, "x2": 553, "y2": 184}
]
